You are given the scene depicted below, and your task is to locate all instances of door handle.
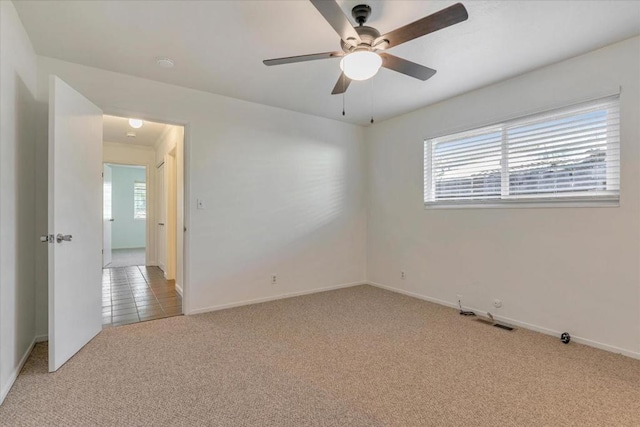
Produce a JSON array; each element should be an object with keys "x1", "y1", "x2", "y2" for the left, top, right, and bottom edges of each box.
[
  {"x1": 40, "y1": 234, "x2": 54, "y2": 243},
  {"x1": 158, "y1": 223, "x2": 165, "y2": 226},
  {"x1": 56, "y1": 234, "x2": 73, "y2": 243},
  {"x1": 109, "y1": 218, "x2": 114, "y2": 222}
]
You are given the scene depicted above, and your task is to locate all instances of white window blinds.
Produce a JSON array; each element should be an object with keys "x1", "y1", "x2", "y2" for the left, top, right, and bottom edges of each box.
[
  {"x1": 133, "y1": 181, "x2": 147, "y2": 219},
  {"x1": 424, "y1": 96, "x2": 620, "y2": 205}
]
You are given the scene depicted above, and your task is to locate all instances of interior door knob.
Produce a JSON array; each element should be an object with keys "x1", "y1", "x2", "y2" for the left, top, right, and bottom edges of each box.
[{"x1": 56, "y1": 234, "x2": 73, "y2": 243}]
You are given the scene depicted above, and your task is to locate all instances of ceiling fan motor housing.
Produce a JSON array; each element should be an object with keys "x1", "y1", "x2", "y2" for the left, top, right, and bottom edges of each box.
[{"x1": 341, "y1": 25, "x2": 384, "y2": 53}]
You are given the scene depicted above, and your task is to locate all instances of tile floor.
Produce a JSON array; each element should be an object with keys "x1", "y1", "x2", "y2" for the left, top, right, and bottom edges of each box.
[
  {"x1": 102, "y1": 265, "x2": 183, "y2": 327},
  {"x1": 106, "y1": 248, "x2": 146, "y2": 268}
]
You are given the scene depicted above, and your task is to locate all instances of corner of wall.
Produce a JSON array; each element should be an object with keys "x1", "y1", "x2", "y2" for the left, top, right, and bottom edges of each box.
[
  {"x1": 0, "y1": 337, "x2": 36, "y2": 406},
  {"x1": 0, "y1": 0, "x2": 39, "y2": 404},
  {"x1": 362, "y1": 36, "x2": 640, "y2": 358}
]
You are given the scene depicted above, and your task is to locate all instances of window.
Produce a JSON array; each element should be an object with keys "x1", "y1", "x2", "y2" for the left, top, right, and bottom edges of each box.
[
  {"x1": 424, "y1": 96, "x2": 620, "y2": 207},
  {"x1": 133, "y1": 181, "x2": 146, "y2": 219}
]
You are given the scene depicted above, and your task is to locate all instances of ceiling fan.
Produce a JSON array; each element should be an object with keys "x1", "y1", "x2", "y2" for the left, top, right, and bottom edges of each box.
[{"x1": 263, "y1": 1, "x2": 469, "y2": 95}]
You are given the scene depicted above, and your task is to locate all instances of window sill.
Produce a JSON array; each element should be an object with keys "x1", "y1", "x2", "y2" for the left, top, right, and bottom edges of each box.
[{"x1": 424, "y1": 197, "x2": 619, "y2": 210}]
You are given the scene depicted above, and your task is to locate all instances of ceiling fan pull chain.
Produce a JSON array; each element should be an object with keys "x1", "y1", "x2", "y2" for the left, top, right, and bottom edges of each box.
[
  {"x1": 370, "y1": 78, "x2": 375, "y2": 124},
  {"x1": 342, "y1": 74, "x2": 346, "y2": 116}
]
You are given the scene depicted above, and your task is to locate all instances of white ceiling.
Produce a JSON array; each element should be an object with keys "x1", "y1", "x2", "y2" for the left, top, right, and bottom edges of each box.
[
  {"x1": 103, "y1": 114, "x2": 168, "y2": 147},
  {"x1": 14, "y1": 1, "x2": 640, "y2": 125}
]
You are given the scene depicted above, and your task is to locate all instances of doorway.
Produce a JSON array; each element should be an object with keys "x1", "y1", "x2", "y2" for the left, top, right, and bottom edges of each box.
[
  {"x1": 103, "y1": 163, "x2": 147, "y2": 268},
  {"x1": 45, "y1": 77, "x2": 189, "y2": 371},
  {"x1": 101, "y1": 114, "x2": 185, "y2": 327}
]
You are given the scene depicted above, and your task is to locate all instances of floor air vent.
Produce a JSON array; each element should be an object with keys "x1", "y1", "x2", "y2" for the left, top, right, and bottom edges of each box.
[{"x1": 474, "y1": 313, "x2": 515, "y2": 331}]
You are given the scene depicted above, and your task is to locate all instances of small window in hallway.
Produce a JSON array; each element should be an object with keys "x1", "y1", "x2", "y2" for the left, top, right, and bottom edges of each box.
[{"x1": 133, "y1": 181, "x2": 146, "y2": 219}]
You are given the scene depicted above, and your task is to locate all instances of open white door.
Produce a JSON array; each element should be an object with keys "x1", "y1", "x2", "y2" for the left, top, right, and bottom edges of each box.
[
  {"x1": 48, "y1": 76, "x2": 103, "y2": 372},
  {"x1": 103, "y1": 164, "x2": 113, "y2": 267}
]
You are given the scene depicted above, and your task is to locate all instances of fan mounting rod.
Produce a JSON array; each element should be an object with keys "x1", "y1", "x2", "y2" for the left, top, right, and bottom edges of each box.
[{"x1": 352, "y1": 4, "x2": 371, "y2": 26}]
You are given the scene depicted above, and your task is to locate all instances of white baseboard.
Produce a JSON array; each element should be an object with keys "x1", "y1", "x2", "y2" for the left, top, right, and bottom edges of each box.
[
  {"x1": 188, "y1": 281, "x2": 366, "y2": 315},
  {"x1": 0, "y1": 336, "x2": 36, "y2": 406},
  {"x1": 367, "y1": 281, "x2": 640, "y2": 361},
  {"x1": 175, "y1": 283, "x2": 183, "y2": 297},
  {"x1": 35, "y1": 334, "x2": 48, "y2": 343}
]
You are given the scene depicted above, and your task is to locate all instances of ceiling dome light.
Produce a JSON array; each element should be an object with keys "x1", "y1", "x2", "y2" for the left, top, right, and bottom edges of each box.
[
  {"x1": 339, "y1": 50, "x2": 382, "y2": 81},
  {"x1": 128, "y1": 118, "x2": 143, "y2": 129},
  {"x1": 156, "y1": 57, "x2": 175, "y2": 68}
]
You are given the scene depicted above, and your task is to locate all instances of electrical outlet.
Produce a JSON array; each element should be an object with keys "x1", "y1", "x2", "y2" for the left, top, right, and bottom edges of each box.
[
  {"x1": 401, "y1": 271, "x2": 406, "y2": 280},
  {"x1": 271, "y1": 275, "x2": 277, "y2": 285},
  {"x1": 493, "y1": 299, "x2": 503, "y2": 308}
]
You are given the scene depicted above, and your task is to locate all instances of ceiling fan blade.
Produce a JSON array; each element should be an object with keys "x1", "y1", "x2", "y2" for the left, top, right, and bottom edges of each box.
[
  {"x1": 375, "y1": 3, "x2": 468, "y2": 49},
  {"x1": 263, "y1": 51, "x2": 344, "y2": 66},
  {"x1": 331, "y1": 72, "x2": 351, "y2": 95},
  {"x1": 310, "y1": 0, "x2": 361, "y2": 46},
  {"x1": 379, "y1": 53, "x2": 436, "y2": 81}
]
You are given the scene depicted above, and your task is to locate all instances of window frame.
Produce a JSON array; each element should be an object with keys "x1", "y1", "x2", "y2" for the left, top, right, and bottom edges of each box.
[
  {"x1": 133, "y1": 181, "x2": 147, "y2": 220},
  {"x1": 423, "y1": 96, "x2": 620, "y2": 209}
]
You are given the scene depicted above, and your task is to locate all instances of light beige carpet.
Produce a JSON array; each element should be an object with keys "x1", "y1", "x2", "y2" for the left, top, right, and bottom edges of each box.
[{"x1": 1, "y1": 285, "x2": 639, "y2": 426}]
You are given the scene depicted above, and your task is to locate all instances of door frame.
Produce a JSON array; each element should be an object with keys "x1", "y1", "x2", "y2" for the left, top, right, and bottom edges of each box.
[
  {"x1": 102, "y1": 109, "x2": 190, "y2": 315},
  {"x1": 102, "y1": 162, "x2": 155, "y2": 265},
  {"x1": 102, "y1": 164, "x2": 113, "y2": 268},
  {"x1": 165, "y1": 147, "x2": 178, "y2": 281},
  {"x1": 102, "y1": 162, "x2": 149, "y2": 267},
  {"x1": 155, "y1": 161, "x2": 166, "y2": 274}
]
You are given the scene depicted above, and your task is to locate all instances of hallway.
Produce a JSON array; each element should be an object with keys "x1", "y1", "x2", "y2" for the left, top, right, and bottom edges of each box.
[
  {"x1": 102, "y1": 266, "x2": 182, "y2": 327},
  {"x1": 107, "y1": 248, "x2": 146, "y2": 268}
]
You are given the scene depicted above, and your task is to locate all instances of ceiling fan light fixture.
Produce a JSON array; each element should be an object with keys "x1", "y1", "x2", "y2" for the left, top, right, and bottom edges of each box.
[{"x1": 339, "y1": 50, "x2": 382, "y2": 81}]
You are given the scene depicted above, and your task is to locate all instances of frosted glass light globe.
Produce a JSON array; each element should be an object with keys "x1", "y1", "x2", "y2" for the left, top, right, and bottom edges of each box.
[
  {"x1": 339, "y1": 51, "x2": 382, "y2": 81},
  {"x1": 129, "y1": 118, "x2": 143, "y2": 129}
]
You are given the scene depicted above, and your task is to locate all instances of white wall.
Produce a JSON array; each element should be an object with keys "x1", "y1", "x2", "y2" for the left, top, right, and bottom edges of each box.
[
  {"x1": 0, "y1": 0, "x2": 38, "y2": 403},
  {"x1": 366, "y1": 36, "x2": 640, "y2": 358},
  {"x1": 110, "y1": 165, "x2": 146, "y2": 249},
  {"x1": 34, "y1": 56, "x2": 367, "y2": 318}
]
